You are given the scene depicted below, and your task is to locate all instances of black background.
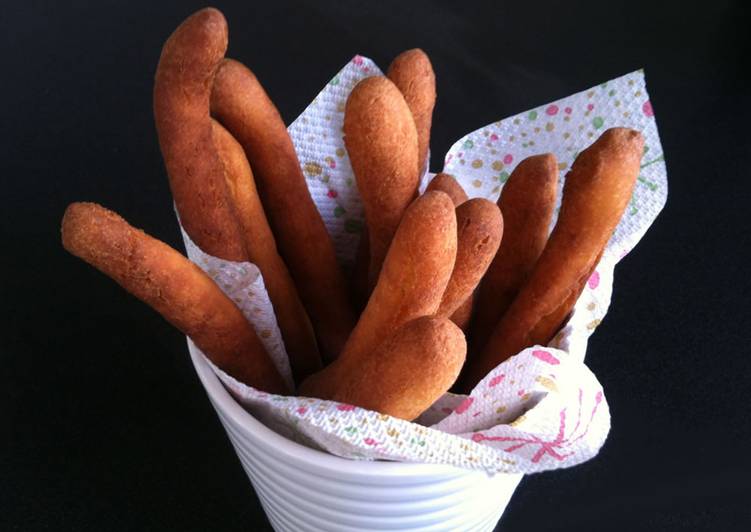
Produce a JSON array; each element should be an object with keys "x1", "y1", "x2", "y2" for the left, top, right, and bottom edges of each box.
[{"x1": 2, "y1": 1, "x2": 750, "y2": 530}]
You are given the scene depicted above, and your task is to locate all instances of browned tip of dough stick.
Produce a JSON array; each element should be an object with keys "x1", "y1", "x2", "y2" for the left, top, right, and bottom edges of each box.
[
  {"x1": 153, "y1": 8, "x2": 245, "y2": 261},
  {"x1": 339, "y1": 191, "x2": 457, "y2": 365},
  {"x1": 211, "y1": 58, "x2": 355, "y2": 363},
  {"x1": 426, "y1": 172, "x2": 475, "y2": 331},
  {"x1": 343, "y1": 76, "x2": 420, "y2": 287},
  {"x1": 471, "y1": 153, "x2": 558, "y2": 352},
  {"x1": 299, "y1": 316, "x2": 466, "y2": 421},
  {"x1": 462, "y1": 128, "x2": 644, "y2": 390},
  {"x1": 436, "y1": 198, "x2": 503, "y2": 321},
  {"x1": 387, "y1": 49, "x2": 436, "y2": 176},
  {"x1": 211, "y1": 119, "x2": 321, "y2": 383},
  {"x1": 61, "y1": 202, "x2": 289, "y2": 395},
  {"x1": 426, "y1": 173, "x2": 469, "y2": 207}
]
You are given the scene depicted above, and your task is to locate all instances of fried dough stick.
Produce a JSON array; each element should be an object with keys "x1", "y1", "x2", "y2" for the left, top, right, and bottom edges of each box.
[
  {"x1": 462, "y1": 128, "x2": 643, "y2": 389},
  {"x1": 471, "y1": 154, "x2": 558, "y2": 351},
  {"x1": 62, "y1": 202, "x2": 288, "y2": 394},
  {"x1": 153, "y1": 8, "x2": 245, "y2": 260},
  {"x1": 387, "y1": 49, "x2": 437, "y2": 175},
  {"x1": 299, "y1": 317, "x2": 465, "y2": 421},
  {"x1": 212, "y1": 120, "x2": 321, "y2": 383},
  {"x1": 436, "y1": 199, "x2": 503, "y2": 330},
  {"x1": 344, "y1": 76, "x2": 420, "y2": 286},
  {"x1": 339, "y1": 191, "x2": 457, "y2": 365},
  {"x1": 211, "y1": 59, "x2": 356, "y2": 362}
]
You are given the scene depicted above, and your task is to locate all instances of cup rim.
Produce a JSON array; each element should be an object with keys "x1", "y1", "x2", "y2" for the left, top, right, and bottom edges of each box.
[{"x1": 188, "y1": 339, "x2": 475, "y2": 478}]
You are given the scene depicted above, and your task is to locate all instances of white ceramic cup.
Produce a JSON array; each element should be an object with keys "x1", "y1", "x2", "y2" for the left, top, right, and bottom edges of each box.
[{"x1": 189, "y1": 342, "x2": 523, "y2": 532}]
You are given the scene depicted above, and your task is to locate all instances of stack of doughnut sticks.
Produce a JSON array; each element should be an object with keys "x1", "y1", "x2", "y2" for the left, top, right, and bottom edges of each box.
[{"x1": 62, "y1": 8, "x2": 644, "y2": 422}]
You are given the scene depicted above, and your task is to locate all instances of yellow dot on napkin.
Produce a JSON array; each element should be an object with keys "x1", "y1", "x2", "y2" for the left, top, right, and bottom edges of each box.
[
  {"x1": 535, "y1": 376, "x2": 559, "y2": 392},
  {"x1": 304, "y1": 162, "x2": 323, "y2": 176}
]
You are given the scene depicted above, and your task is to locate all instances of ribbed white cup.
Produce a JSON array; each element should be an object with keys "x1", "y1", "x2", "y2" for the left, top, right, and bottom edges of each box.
[{"x1": 190, "y1": 343, "x2": 522, "y2": 531}]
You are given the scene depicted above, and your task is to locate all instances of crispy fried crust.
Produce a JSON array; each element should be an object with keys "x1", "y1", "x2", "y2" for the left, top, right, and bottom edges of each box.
[
  {"x1": 299, "y1": 317, "x2": 465, "y2": 421},
  {"x1": 462, "y1": 129, "x2": 643, "y2": 390},
  {"x1": 387, "y1": 49, "x2": 437, "y2": 175},
  {"x1": 61, "y1": 202, "x2": 288, "y2": 394},
  {"x1": 436, "y1": 199, "x2": 503, "y2": 322},
  {"x1": 338, "y1": 191, "x2": 457, "y2": 366},
  {"x1": 471, "y1": 154, "x2": 558, "y2": 352},
  {"x1": 153, "y1": 8, "x2": 245, "y2": 261},
  {"x1": 211, "y1": 120, "x2": 321, "y2": 383},
  {"x1": 425, "y1": 173, "x2": 469, "y2": 207},
  {"x1": 343, "y1": 76, "x2": 420, "y2": 286},
  {"x1": 211, "y1": 59, "x2": 355, "y2": 362},
  {"x1": 425, "y1": 172, "x2": 473, "y2": 330}
]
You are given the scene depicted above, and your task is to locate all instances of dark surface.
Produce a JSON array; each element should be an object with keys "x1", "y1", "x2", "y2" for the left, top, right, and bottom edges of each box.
[{"x1": 2, "y1": 1, "x2": 749, "y2": 530}]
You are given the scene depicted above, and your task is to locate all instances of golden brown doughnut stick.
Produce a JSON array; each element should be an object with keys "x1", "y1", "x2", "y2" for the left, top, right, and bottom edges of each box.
[
  {"x1": 299, "y1": 317, "x2": 466, "y2": 421},
  {"x1": 350, "y1": 170, "x2": 462, "y2": 312},
  {"x1": 211, "y1": 59, "x2": 355, "y2": 363},
  {"x1": 339, "y1": 191, "x2": 457, "y2": 365},
  {"x1": 425, "y1": 173, "x2": 469, "y2": 207},
  {"x1": 534, "y1": 248, "x2": 605, "y2": 341},
  {"x1": 462, "y1": 128, "x2": 644, "y2": 389},
  {"x1": 343, "y1": 76, "x2": 420, "y2": 286},
  {"x1": 435, "y1": 198, "x2": 503, "y2": 322},
  {"x1": 387, "y1": 49, "x2": 437, "y2": 175},
  {"x1": 425, "y1": 173, "x2": 472, "y2": 329},
  {"x1": 211, "y1": 120, "x2": 321, "y2": 383},
  {"x1": 153, "y1": 8, "x2": 245, "y2": 261},
  {"x1": 471, "y1": 154, "x2": 558, "y2": 351},
  {"x1": 61, "y1": 202, "x2": 289, "y2": 395}
]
